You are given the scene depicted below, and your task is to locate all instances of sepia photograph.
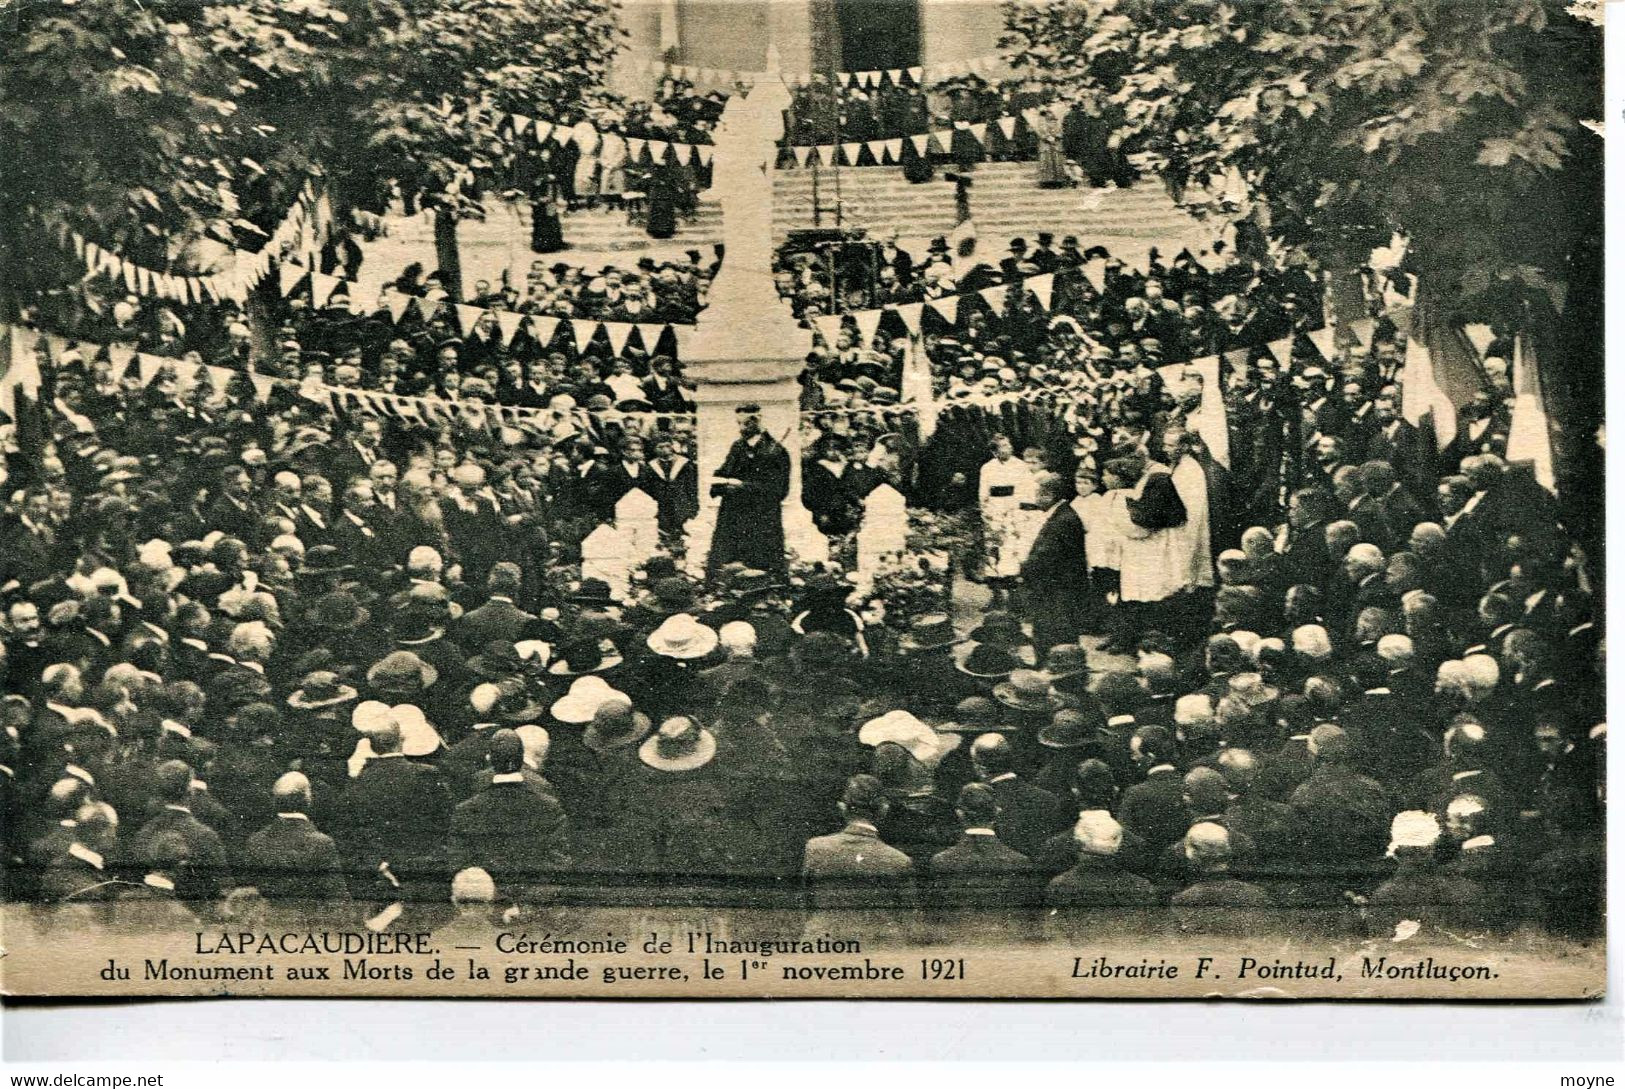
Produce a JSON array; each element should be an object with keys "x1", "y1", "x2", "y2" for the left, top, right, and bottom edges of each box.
[{"x1": 0, "y1": 0, "x2": 1606, "y2": 1004}]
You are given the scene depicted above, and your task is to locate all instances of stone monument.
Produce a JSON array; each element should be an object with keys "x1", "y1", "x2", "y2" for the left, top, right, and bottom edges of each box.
[{"x1": 683, "y1": 46, "x2": 827, "y2": 576}]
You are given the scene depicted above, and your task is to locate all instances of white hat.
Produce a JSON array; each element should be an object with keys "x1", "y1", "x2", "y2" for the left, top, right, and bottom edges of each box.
[
  {"x1": 1387, "y1": 810, "x2": 1441, "y2": 856},
  {"x1": 515, "y1": 640, "x2": 552, "y2": 667},
  {"x1": 514, "y1": 724, "x2": 551, "y2": 768},
  {"x1": 1462, "y1": 654, "x2": 1501, "y2": 690},
  {"x1": 1376, "y1": 634, "x2": 1413, "y2": 662},
  {"x1": 857, "y1": 709, "x2": 960, "y2": 767},
  {"x1": 550, "y1": 675, "x2": 629, "y2": 725},
  {"x1": 351, "y1": 700, "x2": 395, "y2": 734},
  {"x1": 391, "y1": 704, "x2": 443, "y2": 758},
  {"x1": 1174, "y1": 693, "x2": 1214, "y2": 726},
  {"x1": 1228, "y1": 630, "x2": 1261, "y2": 660},
  {"x1": 645, "y1": 613, "x2": 719, "y2": 660},
  {"x1": 1291, "y1": 624, "x2": 1333, "y2": 659}
]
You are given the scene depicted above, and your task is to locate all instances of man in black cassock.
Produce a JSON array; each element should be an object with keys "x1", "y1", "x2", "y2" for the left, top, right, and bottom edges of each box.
[{"x1": 708, "y1": 403, "x2": 790, "y2": 576}]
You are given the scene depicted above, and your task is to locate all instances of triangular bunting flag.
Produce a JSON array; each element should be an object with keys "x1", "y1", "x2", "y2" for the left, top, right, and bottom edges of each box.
[
  {"x1": 793, "y1": 145, "x2": 812, "y2": 168},
  {"x1": 1266, "y1": 334, "x2": 1294, "y2": 366},
  {"x1": 910, "y1": 133, "x2": 931, "y2": 157},
  {"x1": 638, "y1": 324, "x2": 668, "y2": 352},
  {"x1": 812, "y1": 313, "x2": 844, "y2": 346},
  {"x1": 907, "y1": 66, "x2": 923, "y2": 82},
  {"x1": 894, "y1": 302, "x2": 924, "y2": 335},
  {"x1": 695, "y1": 146, "x2": 713, "y2": 167},
  {"x1": 455, "y1": 304, "x2": 485, "y2": 336},
  {"x1": 627, "y1": 137, "x2": 647, "y2": 162},
  {"x1": 967, "y1": 122, "x2": 988, "y2": 144},
  {"x1": 384, "y1": 290, "x2": 414, "y2": 324},
  {"x1": 248, "y1": 371, "x2": 275, "y2": 402},
  {"x1": 569, "y1": 318, "x2": 599, "y2": 352},
  {"x1": 1462, "y1": 322, "x2": 1495, "y2": 359},
  {"x1": 997, "y1": 116, "x2": 1018, "y2": 140},
  {"x1": 1027, "y1": 273, "x2": 1054, "y2": 311},
  {"x1": 841, "y1": 142, "x2": 862, "y2": 165},
  {"x1": 605, "y1": 321, "x2": 633, "y2": 358},
  {"x1": 279, "y1": 264, "x2": 307, "y2": 298},
  {"x1": 866, "y1": 139, "x2": 889, "y2": 163},
  {"x1": 932, "y1": 129, "x2": 953, "y2": 152},
  {"x1": 530, "y1": 315, "x2": 559, "y2": 346},
  {"x1": 885, "y1": 138, "x2": 903, "y2": 162},
  {"x1": 675, "y1": 142, "x2": 694, "y2": 166},
  {"x1": 926, "y1": 295, "x2": 959, "y2": 325},
  {"x1": 852, "y1": 308, "x2": 883, "y2": 346},
  {"x1": 1080, "y1": 259, "x2": 1106, "y2": 294},
  {"x1": 816, "y1": 144, "x2": 835, "y2": 167},
  {"x1": 979, "y1": 285, "x2": 1006, "y2": 313},
  {"x1": 494, "y1": 309, "x2": 523, "y2": 345},
  {"x1": 512, "y1": 115, "x2": 532, "y2": 137},
  {"x1": 309, "y1": 272, "x2": 340, "y2": 308},
  {"x1": 1022, "y1": 107, "x2": 1043, "y2": 129},
  {"x1": 838, "y1": 72, "x2": 852, "y2": 87},
  {"x1": 1307, "y1": 323, "x2": 1337, "y2": 362},
  {"x1": 532, "y1": 120, "x2": 555, "y2": 144},
  {"x1": 886, "y1": 69, "x2": 902, "y2": 84},
  {"x1": 647, "y1": 138, "x2": 670, "y2": 163}
]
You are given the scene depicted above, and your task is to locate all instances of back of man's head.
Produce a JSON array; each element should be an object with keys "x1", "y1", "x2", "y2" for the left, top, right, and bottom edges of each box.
[
  {"x1": 487, "y1": 729, "x2": 525, "y2": 775},
  {"x1": 1071, "y1": 758, "x2": 1117, "y2": 809},
  {"x1": 487, "y1": 562, "x2": 522, "y2": 597},
  {"x1": 840, "y1": 773, "x2": 888, "y2": 822},
  {"x1": 1183, "y1": 821, "x2": 1232, "y2": 871},
  {"x1": 1216, "y1": 748, "x2": 1259, "y2": 794},
  {"x1": 154, "y1": 759, "x2": 194, "y2": 805},
  {"x1": 1133, "y1": 724, "x2": 1176, "y2": 765},
  {"x1": 1183, "y1": 767, "x2": 1231, "y2": 815},
  {"x1": 970, "y1": 732, "x2": 1015, "y2": 777},
  {"x1": 271, "y1": 771, "x2": 312, "y2": 812},
  {"x1": 956, "y1": 782, "x2": 1000, "y2": 829}
]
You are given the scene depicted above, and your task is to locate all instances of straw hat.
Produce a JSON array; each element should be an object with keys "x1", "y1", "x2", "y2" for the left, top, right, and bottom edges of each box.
[
  {"x1": 549, "y1": 675, "x2": 629, "y2": 725},
  {"x1": 638, "y1": 715, "x2": 717, "y2": 772},
  {"x1": 645, "y1": 613, "x2": 719, "y2": 660}
]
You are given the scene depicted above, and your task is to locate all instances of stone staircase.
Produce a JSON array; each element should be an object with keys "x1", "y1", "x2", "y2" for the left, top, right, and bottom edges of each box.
[{"x1": 364, "y1": 162, "x2": 1215, "y2": 290}]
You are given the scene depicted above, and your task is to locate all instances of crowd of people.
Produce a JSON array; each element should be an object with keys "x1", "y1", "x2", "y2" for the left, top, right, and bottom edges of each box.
[{"x1": 0, "y1": 184, "x2": 1602, "y2": 945}]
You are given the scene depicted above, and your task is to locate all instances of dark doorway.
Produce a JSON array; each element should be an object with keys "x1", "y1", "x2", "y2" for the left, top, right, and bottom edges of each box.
[{"x1": 834, "y1": 0, "x2": 920, "y2": 72}]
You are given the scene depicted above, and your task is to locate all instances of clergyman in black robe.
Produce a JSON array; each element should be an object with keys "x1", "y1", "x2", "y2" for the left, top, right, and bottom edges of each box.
[{"x1": 708, "y1": 404, "x2": 790, "y2": 575}]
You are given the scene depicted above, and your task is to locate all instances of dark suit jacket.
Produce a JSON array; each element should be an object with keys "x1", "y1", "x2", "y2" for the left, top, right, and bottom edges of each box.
[
  {"x1": 340, "y1": 754, "x2": 452, "y2": 872},
  {"x1": 242, "y1": 814, "x2": 350, "y2": 904},
  {"x1": 1118, "y1": 766, "x2": 1190, "y2": 853},
  {"x1": 928, "y1": 830, "x2": 1038, "y2": 915},
  {"x1": 1171, "y1": 876, "x2": 1275, "y2": 934},
  {"x1": 1020, "y1": 503, "x2": 1090, "y2": 649},
  {"x1": 129, "y1": 806, "x2": 231, "y2": 899},
  {"x1": 449, "y1": 780, "x2": 569, "y2": 889},
  {"x1": 986, "y1": 774, "x2": 1073, "y2": 860}
]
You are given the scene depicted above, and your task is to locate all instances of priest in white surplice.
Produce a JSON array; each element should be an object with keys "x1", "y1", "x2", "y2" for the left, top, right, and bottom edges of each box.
[{"x1": 978, "y1": 433, "x2": 1038, "y2": 602}]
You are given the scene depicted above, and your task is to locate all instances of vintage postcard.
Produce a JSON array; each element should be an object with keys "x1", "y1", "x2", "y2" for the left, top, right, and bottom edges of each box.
[{"x1": 0, "y1": 0, "x2": 1604, "y2": 999}]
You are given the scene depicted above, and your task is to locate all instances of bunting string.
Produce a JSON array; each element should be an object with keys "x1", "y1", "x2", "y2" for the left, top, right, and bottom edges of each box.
[
  {"x1": 641, "y1": 51, "x2": 1009, "y2": 89},
  {"x1": 59, "y1": 181, "x2": 330, "y2": 307}
]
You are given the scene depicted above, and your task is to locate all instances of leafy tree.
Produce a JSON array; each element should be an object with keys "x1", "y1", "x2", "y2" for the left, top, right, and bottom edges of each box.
[
  {"x1": 344, "y1": 0, "x2": 624, "y2": 298},
  {"x1": 0, "y1": 0, "x2": 623, "y2": 319},
  {"x1": 0, "y1": 0, "x2": 243, "y2": 319},
  {"x1": 1002, "y1": 0, "x2": 1601, "y2": 537}
]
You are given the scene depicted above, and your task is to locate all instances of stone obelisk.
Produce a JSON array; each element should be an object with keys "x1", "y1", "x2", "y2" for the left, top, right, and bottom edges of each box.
[{"x1": 682, "y1": 48, "x2": 827, "y2": 576}]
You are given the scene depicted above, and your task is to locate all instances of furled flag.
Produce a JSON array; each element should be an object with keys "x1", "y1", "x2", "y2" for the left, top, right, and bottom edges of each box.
[{"x1": 1507, "y1": 333, "x2": 1557, "y2": 493}]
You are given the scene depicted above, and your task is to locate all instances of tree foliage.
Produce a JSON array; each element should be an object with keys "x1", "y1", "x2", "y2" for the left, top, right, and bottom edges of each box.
[
  {"x1": 1001, "y1": 0, "x2": 1601, "y2": 303},
  {"x1": 0, "y1": 0, "x2": 621, "y2": 290}
]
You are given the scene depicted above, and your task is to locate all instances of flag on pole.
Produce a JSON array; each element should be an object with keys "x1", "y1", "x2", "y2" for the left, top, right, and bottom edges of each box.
[{"x1": 1507, "y1": 333, "x2": 1557, "y2": 493}]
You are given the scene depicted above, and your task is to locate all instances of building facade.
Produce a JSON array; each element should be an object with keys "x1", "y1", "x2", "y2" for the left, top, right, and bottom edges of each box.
[{"x1": 614, "y1": 0, "x2": 1007, "y2": 85}]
